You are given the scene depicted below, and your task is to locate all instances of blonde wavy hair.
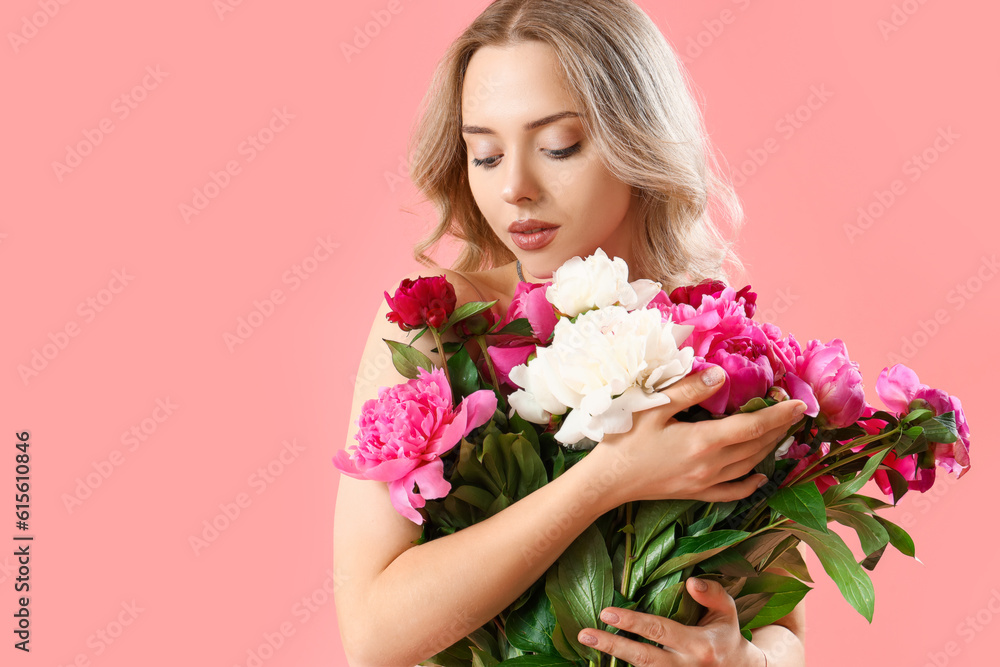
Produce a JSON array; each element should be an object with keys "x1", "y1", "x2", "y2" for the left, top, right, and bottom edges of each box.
[{"x1": 407, "y1": 0, "x2": 747, "y2": 291}]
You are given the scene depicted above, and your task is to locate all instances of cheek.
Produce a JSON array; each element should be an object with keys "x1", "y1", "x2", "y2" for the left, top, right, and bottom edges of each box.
[{"x1": 564, "y1": 168, "x2": 631, "y2": 224}]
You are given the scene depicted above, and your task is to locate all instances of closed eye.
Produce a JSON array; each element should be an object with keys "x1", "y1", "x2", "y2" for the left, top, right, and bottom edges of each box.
[{"x1": 470, "y1": 142, "x2": 583, "y2": 170}]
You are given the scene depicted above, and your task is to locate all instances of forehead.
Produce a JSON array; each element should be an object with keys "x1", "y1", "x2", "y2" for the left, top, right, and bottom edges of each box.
[{"x1": 461, "y1": 41, "x2": 577, "y2": 121}]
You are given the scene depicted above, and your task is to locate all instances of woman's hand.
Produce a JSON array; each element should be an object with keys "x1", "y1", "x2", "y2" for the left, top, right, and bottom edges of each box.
[
  {"x1": 577, "y1": 577, "x2": 767, "y2": 666},
  {"x1": 586, "y1": 368, "x2": 807, "y2": 504}
]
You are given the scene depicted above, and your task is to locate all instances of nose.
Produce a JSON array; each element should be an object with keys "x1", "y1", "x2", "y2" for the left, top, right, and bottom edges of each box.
[{"x1": 500, "y1": 149, "x2": 541, "y2": 205}]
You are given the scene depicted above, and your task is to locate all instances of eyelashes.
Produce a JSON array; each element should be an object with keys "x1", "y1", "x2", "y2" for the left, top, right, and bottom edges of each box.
[{"x1": 470, "y1": 142, "x2": 583, "y2": 170}]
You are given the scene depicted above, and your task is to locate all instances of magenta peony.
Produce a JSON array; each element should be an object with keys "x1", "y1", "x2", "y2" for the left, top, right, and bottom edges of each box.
[
  {"x1": 485, "y1": 280, "x2": 557, "y2": 392},
  {"x1": 875, "y1": 364, "x2": 971, "y2": 479},
  {"x1": 333, "y1": 366, "x2": 497, "y2": 524},
  {"x1": 653, "y1": 285, "x2": 772, "y2": 415},
  {"x1": 384, "y1": 275, "x2": 457, "y2": 331}
]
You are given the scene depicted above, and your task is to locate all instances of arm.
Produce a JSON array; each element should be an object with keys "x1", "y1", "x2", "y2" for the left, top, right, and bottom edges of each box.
[
  {"x1": 751, "y1": 552, "x2": 807, "y2": 666},
  {"x1": 334, "y1": 269, "x2": 622, "y2": 667}
]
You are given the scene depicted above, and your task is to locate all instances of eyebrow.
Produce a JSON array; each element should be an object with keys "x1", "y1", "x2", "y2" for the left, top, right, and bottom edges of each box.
[{"x1": 461, "y1": 111, "x2": 581, "y2": 135}]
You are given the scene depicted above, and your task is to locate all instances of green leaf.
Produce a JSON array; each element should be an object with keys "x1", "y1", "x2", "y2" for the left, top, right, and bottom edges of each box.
[
  {"x1": 633, "y1": 499, "x2": 698, "y2": 555},
  {"x1": 471, "y1": 646, "x2": 501, "y2": 667},
  {"x1": 872, "y1": 515, "x2": 916, "y2": 557},
  {"x1": 739, "y1": 572, "x2": 811, "y2": 630},
  {"x1": 505, "y1": 583, "x2": 558, "y2": 655},
  {"x1": 642, "y1": 576, "x2": 684, "y2": 618},
  {"x1": 766, "y1": 540, "x2": 813, "y2": 583},
  {"x1": 384, "y1": 339, "x2": 435, "y2": 379},
  {"x1": 922, "y1": 411, "x2": 957, "y2": 444},
  {"x1": 784, "y1": 525, "x2": 875, "y2": 622},
  {"x1": 458, "y1": 439, "x2": 502, "y2": 496},
  {"x1": 441, "y1": 300, "x2": 500, "y2": 334},
  {"x1": 699, "y1": 549, "x2": 757, "y2": 578},
  {"x1": 447, "y1": 346, "x2": 482, "y2": 400},
  {"x1": 495, "y1": 317, "x2": 535, "y2": 337},
  {"x1": 901, "y1": 408, "x2": 934, "y2": 424},
  {"x1": 688, "y1": 501, "x2": 739, "y2": 536},
  {"x1": 512, "y1": 437, "x2": 548, "y2": 499},
  {"x1": 739, "y1": 397, "x2": 773, "y2": 412},
  {"x1": 827, "y1": 508, "x2": 890, "y2": 557},
  {"x1": 861, "y1": 545, "x2": 887, "y2": 571},
  {"x1": 736, "y1": 531, "x2": 794, "y2": 569},
  {"x1": 645, "y1": 530, "x2": 750, "y2": 584},
  {"x1": 544, "y1": 524, "x2": 614, "y2": 663},
  {"x1": 767, "y1": 483, "x2": 828, "y2": 533},
  {"x1": 450, "y1": 485, "x2": 497, "y2": 512},
  {"x1": 495, "y1": 657, "x2": 579, "y2": 667},
  {"x1": 733, "y1": 592, "x2": 773, "y2": 628},
  {"x1": 627, "y1": 524, "x2": 676, "y2": 598},
  {"x1": 881, "y1": 466, "x2": 910, "y2": 505},
  {"x1": 849, "y1": 494, "x2": 894, "y2": 512},
  {"x1": 821, "y1": 447, "x2": 893, "y2": 506}
]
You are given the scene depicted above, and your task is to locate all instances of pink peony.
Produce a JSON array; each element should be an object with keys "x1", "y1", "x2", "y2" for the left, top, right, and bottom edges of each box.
[
  {"x1": 767, "y1": 336, "x2": 865, "y2": 429},
  {"x1": 333, "y1": 366, "x2": 497, "y2": 524},
  {"x1": 875, "y1": 364, "x2": 971, "y2": 479},
  {"x1": 384, "y1": 275, "x2": 457, "y2": 331}
]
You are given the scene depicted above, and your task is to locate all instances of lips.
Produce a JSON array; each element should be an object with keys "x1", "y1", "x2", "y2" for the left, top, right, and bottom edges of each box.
[{"x1": 508, "y1": 219, "x2": 559, "y2": 234}]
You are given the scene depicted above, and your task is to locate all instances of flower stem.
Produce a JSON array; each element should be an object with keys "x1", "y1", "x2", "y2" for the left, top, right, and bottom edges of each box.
[
  {"x1": 428, "y1": 327, "x2": 453, "y2": 392},
  {"x1": 620, "y1": 502, "x2": 635, "y2": 596},
  {"x1": 474, "y1": 335, "x2": 508, "y2": 414}
]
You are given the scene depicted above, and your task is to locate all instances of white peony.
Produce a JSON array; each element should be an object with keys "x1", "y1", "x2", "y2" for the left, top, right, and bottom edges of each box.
[
  {"x1": 545, "y1": 247, "x2": 664, "y2": 317},
  {"x1": 507, "y1": 305, "x2": 696, "y2": 449}
]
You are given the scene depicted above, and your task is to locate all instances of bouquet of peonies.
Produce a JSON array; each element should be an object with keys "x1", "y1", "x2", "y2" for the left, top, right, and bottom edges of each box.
[{"x1": 334, "y1": 248, "x2": 972, "y2": 667}]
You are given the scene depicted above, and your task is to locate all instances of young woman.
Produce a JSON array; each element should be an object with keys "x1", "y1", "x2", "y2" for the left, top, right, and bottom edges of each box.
[{"x1": 334, "y1": 1, "x2": 808, "y2": 665}]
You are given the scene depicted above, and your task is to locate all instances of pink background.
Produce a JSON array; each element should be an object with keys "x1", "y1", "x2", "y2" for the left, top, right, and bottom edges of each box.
[{"x1": 2, "y1": 0, "x2": 997, "y2": 665}]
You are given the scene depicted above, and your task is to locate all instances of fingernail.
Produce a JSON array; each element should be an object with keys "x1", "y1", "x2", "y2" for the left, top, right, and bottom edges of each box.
[
  {"x1": 580, "y1": 633, "x2": 597, "y2": 646},
  {"x1": 692, "y1": 578, "x2": 708, "y2": 591},
  {"x1": 601, "y1": 609, "x2": 619, "y2": 624},
  {"x1": 792, "y1": 401, "x2": 807, "y2": 417},
  {"x1": 702, "y1": 367, "x2": 724, "y2": 385},
  {"x1": 756, "y1": 475, "x2": 768, "y2": 488}
]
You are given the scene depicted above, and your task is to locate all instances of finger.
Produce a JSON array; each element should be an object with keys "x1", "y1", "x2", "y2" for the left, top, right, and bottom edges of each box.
[
  {"x1": 690, "y1": 472, "x2": 771, "y2": 502},
  {"x1": 653, "y1": 366, "x2": 729, "y2": 421},
  {"x1": 578, "y1": 626, "x2": 677, "y2": 665},
  {"x1": 686, "y1": 577, "x2": 738, "y2": 625},
  {"x1": 598, "y1": 606, "x2": 685, "y2": 649},
  {"x1": 715, "y1": 421, "x2": 797, "y2": 472},
  {"x1": 710, "y1": 400, "x2": 806, "y2": 450}
]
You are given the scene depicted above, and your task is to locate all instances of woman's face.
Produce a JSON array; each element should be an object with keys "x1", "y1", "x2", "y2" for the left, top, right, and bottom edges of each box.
[{"x1": 461, "y1": 40, "x2": 637, "y2": 280}]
